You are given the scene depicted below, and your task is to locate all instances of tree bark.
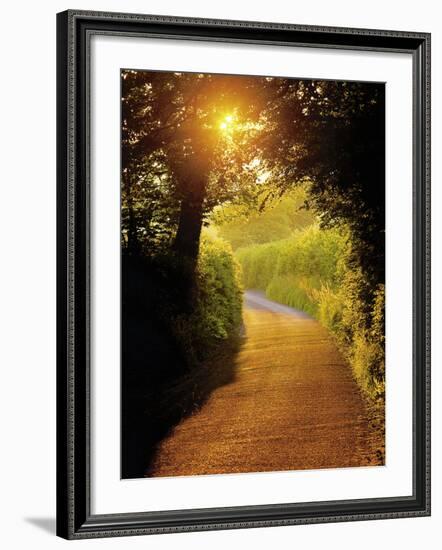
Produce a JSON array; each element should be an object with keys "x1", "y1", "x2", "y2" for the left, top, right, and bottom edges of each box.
[
  {"x1": 173, "y1": 184, "x2": 205, "y2": 269},
  {"x1": 170, "y1": 145, "x2": 211, "y2": 269}
]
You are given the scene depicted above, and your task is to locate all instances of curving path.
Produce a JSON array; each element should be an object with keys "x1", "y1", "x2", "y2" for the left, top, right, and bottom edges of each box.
[{"x1": 147, "y1": 290, "x2": 382, "y2": 477}]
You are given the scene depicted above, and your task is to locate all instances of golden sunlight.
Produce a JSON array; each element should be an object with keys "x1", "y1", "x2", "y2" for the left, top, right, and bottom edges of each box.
[{"x1": 219, "y1": 114, "x2": 235, "y2": 131}]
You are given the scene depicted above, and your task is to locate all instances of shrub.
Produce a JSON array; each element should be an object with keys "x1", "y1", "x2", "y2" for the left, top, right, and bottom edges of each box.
[
  {"x1": 171, "y1": 234, "x2": 243, "y2": 365},
  {"x1": 312, "y1": 283, "x2": 344, "y2": 334},
  {"x1": 343, "y1": 281, "x2": 385, "y2": 399}
]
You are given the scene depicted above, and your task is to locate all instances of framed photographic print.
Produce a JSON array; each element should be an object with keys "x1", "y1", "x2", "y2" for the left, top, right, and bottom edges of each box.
[{"x1": 56, "y1": 10, "x2": 431, "y2": 539}]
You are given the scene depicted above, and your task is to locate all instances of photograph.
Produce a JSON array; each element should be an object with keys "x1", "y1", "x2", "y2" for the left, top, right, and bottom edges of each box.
[{"x1": 120, "y1": 69, "x2": 386, "y2": 479}]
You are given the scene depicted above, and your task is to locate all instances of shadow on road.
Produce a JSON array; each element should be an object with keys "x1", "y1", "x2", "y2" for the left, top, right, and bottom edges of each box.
[
  {"x1": 123, "y1": 335, "x2": 243, "y2": 479},
  {"x1": 121, "y1": 255, "x2": 244, "y2": 479}
]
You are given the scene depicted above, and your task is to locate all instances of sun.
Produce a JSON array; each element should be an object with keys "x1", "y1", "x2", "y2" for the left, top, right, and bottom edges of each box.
[{"x1": 219, "y1": 114, "x2": 235, "y2": 131}]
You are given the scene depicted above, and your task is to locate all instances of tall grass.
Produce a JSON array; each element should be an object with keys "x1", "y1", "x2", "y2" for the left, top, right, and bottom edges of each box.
[{"x1": 236, "y1": 225, "x2": 385, "y2": 401}]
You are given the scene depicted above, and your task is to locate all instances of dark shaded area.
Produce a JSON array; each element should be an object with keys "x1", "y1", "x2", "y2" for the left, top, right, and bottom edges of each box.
[{"x1": 121, "y1": 254, "x2": 242, "y2": 479}]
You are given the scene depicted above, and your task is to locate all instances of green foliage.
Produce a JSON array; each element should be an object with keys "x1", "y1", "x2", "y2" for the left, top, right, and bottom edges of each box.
[
  {"x1": 236, "y1": 225, "x2": 385, "y2": 401},
  {"x1": 257, "y1": 78, "x2": 385, "y2": 289},
  {"x1": 212, "y1": 187, "x2": 315, "y2": 250},
  {"x1": 267, "y1": 275, "x2": 318, "y2": 316},
  {"x1": 171, "y1": 234, "x2": 243, "y2": 364},
  {"x1": 236, "y1": 225, "x2": 346, "y2": 291},
  {"x1": 121, "y1": 70, "x2": 270, "y2": 258},
  {"x1": 339, "y1": 277, "x2": 385, "y2": 399}
]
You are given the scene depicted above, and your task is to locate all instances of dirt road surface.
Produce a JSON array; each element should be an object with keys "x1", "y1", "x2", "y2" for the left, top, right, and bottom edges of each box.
[{"x1": 147, "y1": 290, "x2": 382, "y2": 477}]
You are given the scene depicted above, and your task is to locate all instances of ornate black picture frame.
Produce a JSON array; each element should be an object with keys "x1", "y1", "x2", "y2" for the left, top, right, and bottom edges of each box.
[{"x1": 56, "y1": 9, "x2": 430, "y2": 539}]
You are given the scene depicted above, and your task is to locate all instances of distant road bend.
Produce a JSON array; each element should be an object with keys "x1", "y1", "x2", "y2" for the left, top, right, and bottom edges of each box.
[{"x1": 147, "y1": 290, "x2": 381, "y2": 477}]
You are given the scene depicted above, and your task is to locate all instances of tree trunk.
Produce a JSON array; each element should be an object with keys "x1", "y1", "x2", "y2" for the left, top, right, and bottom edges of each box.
[{"x1": 173, "y1": 174, "x2": 207, "y2": 269}]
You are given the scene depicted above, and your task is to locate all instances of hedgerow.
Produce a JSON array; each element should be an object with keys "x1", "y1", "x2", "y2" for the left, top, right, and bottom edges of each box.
[{"x1": 236, "y1": 225, "x2": 385, "y2": 400}]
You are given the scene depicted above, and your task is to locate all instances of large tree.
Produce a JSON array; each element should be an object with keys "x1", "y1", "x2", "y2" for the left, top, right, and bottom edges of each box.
[
  {"x1": 256, "y1": 78, "x2": 385, "y2": 285},
  {"x1": 122, "y1": 70, "x2": 266, "y2": 265}
]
